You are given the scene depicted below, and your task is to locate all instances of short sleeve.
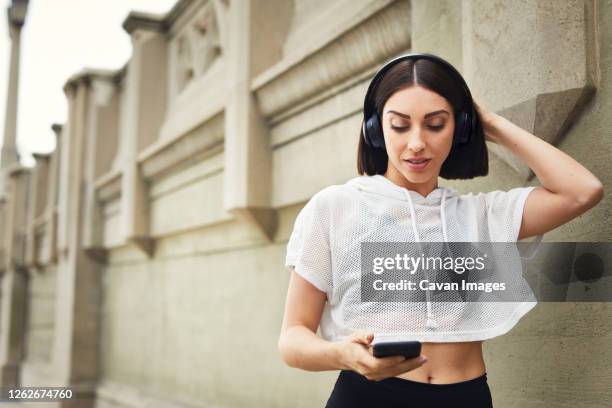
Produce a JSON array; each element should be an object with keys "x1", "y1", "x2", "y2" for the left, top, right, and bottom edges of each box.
[
  {"x1": 285, "y1": 191, "x2": 333, "y2": 295},
  {"x1": 484, "y1": 187, "x2": 544, "y2": 256}
]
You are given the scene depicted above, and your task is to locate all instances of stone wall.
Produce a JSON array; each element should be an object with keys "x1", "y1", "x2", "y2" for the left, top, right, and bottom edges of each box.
[{"x1": 0, "y1": 0, "x2": 610, "y2": 407}]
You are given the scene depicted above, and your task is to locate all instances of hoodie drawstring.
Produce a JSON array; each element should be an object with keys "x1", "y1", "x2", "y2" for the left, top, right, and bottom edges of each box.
[{"x1": 403, "y1": 188, "x2": 448, "y2": 329}]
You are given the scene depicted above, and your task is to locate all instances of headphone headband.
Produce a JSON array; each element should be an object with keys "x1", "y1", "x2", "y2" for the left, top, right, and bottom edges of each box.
[
  {"x1": 363, "y1": 53, "x2": 475, "y2": 118},
  {"x1": 362, "y1": 52, "x2": 477, "y2": 149}
]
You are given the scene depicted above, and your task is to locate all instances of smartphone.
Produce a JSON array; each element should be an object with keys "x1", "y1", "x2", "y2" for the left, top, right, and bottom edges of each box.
[{"x1": 372, "y1": 340, "x2": 422, "y2": 359}]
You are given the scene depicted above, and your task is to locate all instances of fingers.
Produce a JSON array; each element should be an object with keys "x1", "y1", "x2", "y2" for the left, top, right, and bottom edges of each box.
[
  {"x1": 398, "y1": 355, "x2": 428, "y2": 371},
  {"x1": 349, "y1": 331, "x2": 374, "y2": 346},
  {"x1": 359, "y1": 352, "x2": 405, "y2": 368},
  {"x1": 386, "y1": 355, "x2": 427, "y2": 378},
  {"x1": 373, "y1": 354, "x2": 408, "y2": 368},
  {"x1": 363, "y1": 355, "x2": 428, "y2": 382},
  {"x1": 376, "y1": 354, "x2": 426, "y2": 372},
  {"x1": 346, "y1": 332, "x2": 429, "y2": 381}
]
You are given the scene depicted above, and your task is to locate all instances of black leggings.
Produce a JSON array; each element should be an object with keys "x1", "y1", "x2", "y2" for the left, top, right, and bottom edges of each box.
[{"x1": 325, "y1": 370, "x2": 493, "y2": 408}]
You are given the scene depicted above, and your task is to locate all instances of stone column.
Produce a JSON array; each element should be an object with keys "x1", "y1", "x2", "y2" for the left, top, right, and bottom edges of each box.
[
  {"x1": 52, "y1": 78, "x2": 101, "y2": 408},
  {"x1": 1, "y1": 0, "x2": 29, "y2": 169},
  {"x1": 81, "y1": 72, "x2": 118, "y2": 262},
  {"x1": 40, "y1": 124, "x2": 63, "y2": 265},
  {"x1": 25, "y1": 153, "x2": 50, "y2": 268},
  {"x1": 223, "y1": 0, "x2": 292, "y2": 241},
  {"x1": 119, "y1": 14, "x2": 168, "y2": 256},
  {"x1": 0, "y1": 166, "x2": 30, "y2": 389}
]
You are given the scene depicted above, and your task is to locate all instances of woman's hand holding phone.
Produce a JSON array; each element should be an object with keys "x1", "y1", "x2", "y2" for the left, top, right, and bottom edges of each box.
[{"x1": 337, "y1": 331, "x2": 428, "y2": 381}]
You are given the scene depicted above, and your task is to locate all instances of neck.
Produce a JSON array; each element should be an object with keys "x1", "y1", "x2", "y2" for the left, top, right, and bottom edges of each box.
[{"x1": 383, "y1": 165, "x2": 439, "y2": 197}]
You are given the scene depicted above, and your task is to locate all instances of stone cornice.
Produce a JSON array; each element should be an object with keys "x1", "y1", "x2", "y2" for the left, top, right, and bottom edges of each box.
[
  {"x1": 51, "y1": 123, "x2": 63, "y2": 134},
  {"x1": 32, "y1": 152, "x2": 51, "y2": 161},
  {"x1": 94, "y1": 169, "x2": 122, "y2": 204},
  {"x1": 252, "y1": 1, "x2": 410, "y2": 120},
  {"x1": 122, "y1": 11, "x2": 167, "y2": 35},
  {"x1": 113, "y1": 63, "x2": 128, "y2": 85},
  {"x1": 62, "y1": 68, "x2": 117, "y2": 95},
  {"x1": 7, "y1": 0, "x2": 29, "y2": 28},
  {"x1": 7, "y1": 163, "x2": 29, "y2": 177},
  {"x1": 139, "y1": 113, "x2": 224, "y2": 181},
  {"x1": 164, "y1": 0, "x2": 195, "y2": 28},
  {"x1": 122, "y1": 0, "x2": 195, "y2": 35}
]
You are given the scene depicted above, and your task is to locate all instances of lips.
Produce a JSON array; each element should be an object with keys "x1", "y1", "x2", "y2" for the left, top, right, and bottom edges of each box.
[
  {"x1": 405, "y1": 158, "x2": 431, "y2": 164},
  {"x1": 403, "y1": 157, "x2": 431, "y2": 171}
]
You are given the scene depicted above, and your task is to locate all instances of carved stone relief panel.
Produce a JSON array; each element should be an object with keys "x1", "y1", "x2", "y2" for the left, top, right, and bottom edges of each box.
[{"x1": 174, "y1": 0, "x2": 227, "y2": 93}]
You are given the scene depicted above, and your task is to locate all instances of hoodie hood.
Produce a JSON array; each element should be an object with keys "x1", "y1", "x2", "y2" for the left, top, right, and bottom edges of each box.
[
  {"x1": 345, "y1": 174, "x2": 458, "y2": 243},
  {"x1": 346, "y1": 173, "x2": 459, "y2": 330},
  {"x1": 346, "y1": 174, "x2": 458, "y2": 204}
]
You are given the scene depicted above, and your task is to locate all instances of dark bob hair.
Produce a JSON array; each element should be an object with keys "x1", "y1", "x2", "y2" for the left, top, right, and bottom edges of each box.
[{"x1": 357, "y1": 58, "x2": 488, "y2": 179}]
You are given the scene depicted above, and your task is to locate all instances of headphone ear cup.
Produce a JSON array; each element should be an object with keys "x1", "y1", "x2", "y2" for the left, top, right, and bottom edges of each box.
[
  {"x1": 463, "y1": 111, "x2": 473, "y2": 144},
  {"x1": 453, "y1": 111, "x2": 472, "y2": 146},
  {"x1": 365, "y1": 112, "x2": 385, "y2": 149},
  {"x1": 469, "y1": 108, "x2": 478, "y2": 143},
  {"x1": 362, "y1": 120, "x2": 370, "y2": 146}
]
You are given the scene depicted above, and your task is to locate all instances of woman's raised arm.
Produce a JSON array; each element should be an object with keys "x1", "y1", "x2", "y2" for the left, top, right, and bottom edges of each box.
[{"x1": 474, "y1": 96, "x2": 604, "y2": 240}]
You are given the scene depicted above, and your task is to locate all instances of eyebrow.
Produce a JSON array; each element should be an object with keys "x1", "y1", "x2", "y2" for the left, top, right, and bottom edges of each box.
[{"x1": 387, "y1": 109, "x2": 450, "y2": 119}]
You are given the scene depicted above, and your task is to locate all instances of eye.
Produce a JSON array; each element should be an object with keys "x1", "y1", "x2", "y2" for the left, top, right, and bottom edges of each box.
[{"x1": 390, "y1": 124, "x2": 445, "y2": 132}]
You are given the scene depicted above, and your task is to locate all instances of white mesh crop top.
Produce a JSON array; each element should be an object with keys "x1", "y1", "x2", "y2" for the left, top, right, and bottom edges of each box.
[{"x1": 285, "y1": 174, "x2": 544, "y2": 342}]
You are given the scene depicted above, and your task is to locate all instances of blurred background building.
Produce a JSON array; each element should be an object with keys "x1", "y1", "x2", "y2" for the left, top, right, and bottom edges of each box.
[{"x1": 0, "y1": 0, "x2": 610, "y2": 407}]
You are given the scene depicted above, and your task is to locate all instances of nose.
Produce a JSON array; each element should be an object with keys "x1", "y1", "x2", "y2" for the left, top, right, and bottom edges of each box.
[{"x1": 406, "y1": 126, "x2": 426, "y2": 153}]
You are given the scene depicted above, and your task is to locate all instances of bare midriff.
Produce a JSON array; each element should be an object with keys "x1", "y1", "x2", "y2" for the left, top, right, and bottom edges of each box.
[{"x1": 395, "y1": 341, "x2": 486, "y2": 384}]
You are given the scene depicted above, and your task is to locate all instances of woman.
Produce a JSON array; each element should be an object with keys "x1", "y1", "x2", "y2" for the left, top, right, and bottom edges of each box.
[{"x1": 278, "y1": 53, "x2": 603, "y2": 408}]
